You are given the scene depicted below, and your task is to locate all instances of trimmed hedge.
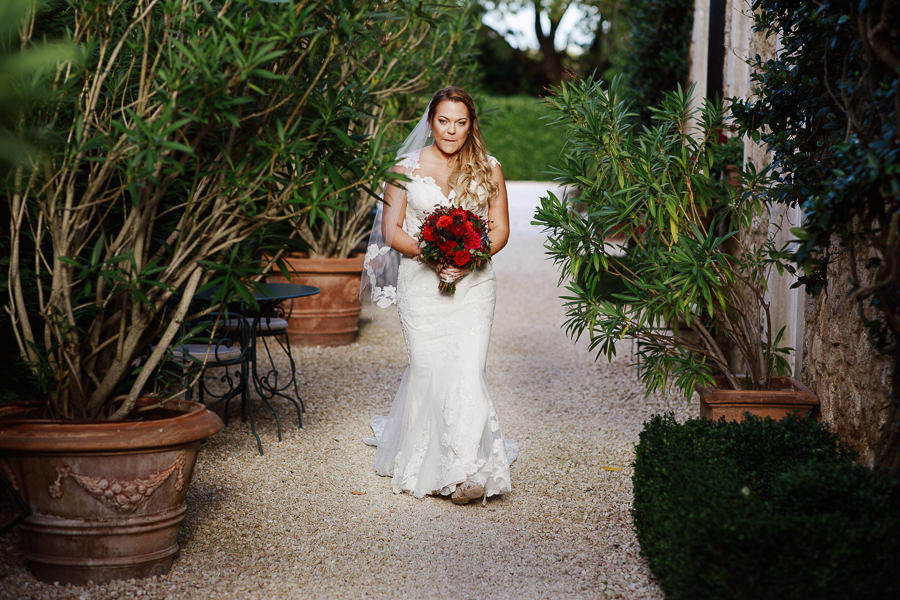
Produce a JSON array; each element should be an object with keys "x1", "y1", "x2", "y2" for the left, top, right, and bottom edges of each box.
[
  {"x1": 624, "y1": 0, "x2": 694, "y2": 124},
  {"x1": 479, "y1": 95, "x2": 564, "y2": 181},
  {"x1": 633, "y1": 414, "x2": 900, "y2": 600}
]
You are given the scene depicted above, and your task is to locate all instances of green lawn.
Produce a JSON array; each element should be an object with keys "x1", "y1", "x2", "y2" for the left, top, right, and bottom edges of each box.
[{"x1": 479, "y1": 95, "x2": 565, "y2": 181}]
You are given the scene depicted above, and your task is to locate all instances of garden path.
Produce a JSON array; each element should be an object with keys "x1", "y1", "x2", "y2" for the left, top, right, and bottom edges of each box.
[{"x1": 0, "y1": 183, "x2": 697, "y2": 600}]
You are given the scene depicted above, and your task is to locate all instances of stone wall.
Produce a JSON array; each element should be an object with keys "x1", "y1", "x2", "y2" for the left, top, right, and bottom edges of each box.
[{"x1": 801, "y1": 239, "x2": 893, "y2": 466}]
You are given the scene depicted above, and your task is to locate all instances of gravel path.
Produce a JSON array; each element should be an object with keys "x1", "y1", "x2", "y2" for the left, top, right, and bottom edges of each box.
[{"x1": 0, "y1": 182, "x2": 698, "y2": 599}]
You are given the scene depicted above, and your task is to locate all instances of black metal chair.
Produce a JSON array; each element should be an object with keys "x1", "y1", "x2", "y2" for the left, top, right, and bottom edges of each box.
[
  {"x1": 171, "y1": 313, "x2": 250, "y2": 424},
  {"x1": 220, "y1": 300, "x2": 304, "y2": 441},
  {"x1": 185, "y1": 283, "x2": 315, "y2": 454}
]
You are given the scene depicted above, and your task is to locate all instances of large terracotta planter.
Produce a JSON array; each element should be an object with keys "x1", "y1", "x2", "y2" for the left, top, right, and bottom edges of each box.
[
  {"x1": 0, "y1": 399, "x2": 223, "y2": 585},
  {"x1": 698, "y1": 376, "x2": 819, "y2": 422},
  {"x1": 268, "y1": 252, "x2": 365, "y2": 346}
]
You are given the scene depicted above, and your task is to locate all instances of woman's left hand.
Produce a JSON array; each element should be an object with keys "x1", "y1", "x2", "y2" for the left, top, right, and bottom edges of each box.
[{"x1": 439, "y1": 265, "x2": 466, "y2": 283}]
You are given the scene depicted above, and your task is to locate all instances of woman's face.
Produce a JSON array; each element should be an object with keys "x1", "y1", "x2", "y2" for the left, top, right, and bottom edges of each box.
[{"x1": 430, "y1": 100, "x2": 471, "y2": 156}]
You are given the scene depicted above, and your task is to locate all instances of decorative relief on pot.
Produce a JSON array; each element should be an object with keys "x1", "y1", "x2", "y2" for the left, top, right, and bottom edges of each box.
[
  {"x1": 48, "y1": 453, "x2": 186, "y2": 512},
  {"x1": 342, "y1": 277, "x2": 362, "y2": 303}
]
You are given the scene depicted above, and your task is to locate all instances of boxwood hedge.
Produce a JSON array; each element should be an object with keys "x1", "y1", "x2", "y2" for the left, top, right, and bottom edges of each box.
[{"x1": 632, "y1": 414, "x2": 899, "y2": 600}]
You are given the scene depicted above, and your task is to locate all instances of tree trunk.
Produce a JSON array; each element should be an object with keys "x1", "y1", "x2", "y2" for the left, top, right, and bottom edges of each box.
[
  {"x1": 581, "y1": 1, "x2": 624, "y2": 76},
  {"x1": 533, "y1": 1, "x2": 566, "y2": 85}
]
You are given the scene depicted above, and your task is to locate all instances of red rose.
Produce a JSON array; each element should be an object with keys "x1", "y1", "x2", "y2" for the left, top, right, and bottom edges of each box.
[
  {"x1": 423, "y1": 226, "x2": 436, "y2": 242},
  {"x1": 436, "y1": 215, "x2": 452, "y2": 229},
  {"x1": 464, "y1": 231, "x2": 481, "y2": 250},
  {"x1": 440, "y1": 241, "x2": 456, "y2": 255},
  {"x1": 464, "y1": 220, "x2": 474, "y2": 231},
  {"x1": 452, "y1": 208, "x2": 466, "y2": 218},
  {"x1": 453, "y1": 250, "x2": 469, "y2": 266}
]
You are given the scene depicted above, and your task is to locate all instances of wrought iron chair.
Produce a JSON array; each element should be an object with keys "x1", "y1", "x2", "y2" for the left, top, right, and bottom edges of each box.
[
  {"x1": 171, "y1": 313, "x2": 250, "y2": 423},
  {"x1": 220, "y1": 300, "x2": 304, "y2": 439}
]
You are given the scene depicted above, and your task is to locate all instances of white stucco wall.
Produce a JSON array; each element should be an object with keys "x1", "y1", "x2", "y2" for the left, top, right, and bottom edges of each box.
[
  {"x1": 688, "y1": 0, "x2": 710, "y2": 107},
  {"x1": 689, "y1": 0, "x2": 805, "y2": 377}
]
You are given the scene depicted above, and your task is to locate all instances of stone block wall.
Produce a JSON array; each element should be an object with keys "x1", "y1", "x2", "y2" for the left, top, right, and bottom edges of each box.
[{"x1": 801, "y1": 239, "x2": 893, "y2": 466}]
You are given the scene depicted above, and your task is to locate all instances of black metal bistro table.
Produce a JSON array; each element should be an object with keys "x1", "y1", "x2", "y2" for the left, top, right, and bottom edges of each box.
[{"x1": 194, "y1": 282, "x2": 319, "y2": 453}]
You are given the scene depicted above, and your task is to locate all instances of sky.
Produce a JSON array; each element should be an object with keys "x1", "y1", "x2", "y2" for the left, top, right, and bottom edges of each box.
[{"x1": 482, "y1": 4, "x2": 598, "y2": 54}]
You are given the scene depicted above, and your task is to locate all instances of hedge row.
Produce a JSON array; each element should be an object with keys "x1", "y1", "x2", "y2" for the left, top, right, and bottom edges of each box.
[{"x1": 632, "y1": 414, "x2": 899, "y2": 600}]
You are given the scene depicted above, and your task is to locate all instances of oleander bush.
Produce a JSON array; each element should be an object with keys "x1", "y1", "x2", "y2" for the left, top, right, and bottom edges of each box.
[
  {"x1": 0, "y1": 0, "x2": 76, "y2": 403},
  {"x1": 533, "y1": 75, "x2": 792, "y2": 398},
  {"x1": 3, "y1": 0, "x2": 478, "y2": 420},
  {"x1": 633, "y1": 414, "x2": 900, "y2": 600}
]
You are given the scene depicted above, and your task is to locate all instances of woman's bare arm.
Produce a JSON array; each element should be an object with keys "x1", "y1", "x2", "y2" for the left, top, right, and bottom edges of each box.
[
  {"x1": 487, "y1": 163, "x2": 510, "y2": 256},
  {"x1": 383, "y1": 166, "x2": 445, "y2": 279}
]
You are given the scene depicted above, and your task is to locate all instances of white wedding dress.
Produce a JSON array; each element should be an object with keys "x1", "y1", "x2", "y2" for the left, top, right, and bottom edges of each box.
[{"x1": 364, "y1": 150, "x2": 518, "y2": 500}]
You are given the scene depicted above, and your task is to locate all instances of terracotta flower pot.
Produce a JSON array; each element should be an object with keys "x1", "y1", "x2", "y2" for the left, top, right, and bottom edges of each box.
[
  {"x1": 698, "y1": 376, "x2": 819, "y2": 422},
  {"x1": 724, "y1": 163, "x2": 741, "y2": 187},
  {"x1": 0, "y1": 399, "x2": 223, "y2": 585},
  {"x1": 267, "y1": 252, "x2": 365, "y2": 346}
]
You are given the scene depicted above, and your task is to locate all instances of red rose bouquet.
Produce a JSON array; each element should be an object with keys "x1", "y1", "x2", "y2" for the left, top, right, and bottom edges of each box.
[{"x1": 417, "y1": 205, "x2": 491, "y2": 294}]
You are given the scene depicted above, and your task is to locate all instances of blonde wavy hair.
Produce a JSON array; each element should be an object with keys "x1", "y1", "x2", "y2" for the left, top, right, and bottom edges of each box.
[{"x1": 428, "y1": 86, "x2": 498, "y2": 212}]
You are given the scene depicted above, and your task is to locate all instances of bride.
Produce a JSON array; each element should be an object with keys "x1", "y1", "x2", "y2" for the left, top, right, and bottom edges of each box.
[{"x1": 362, "y1": 86, "x2": 517, "y2": 505}]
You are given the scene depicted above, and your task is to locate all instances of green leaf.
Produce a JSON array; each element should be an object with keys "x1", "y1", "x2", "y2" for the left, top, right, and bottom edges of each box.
[
  {"x1": 57, "y1": 256, "x2": 80, "y2": 267},
  {"x1": 789, "y1": 227, "x2": 810, "y2": 241},
  {"x1": 90, "y1": 234, "x2": 105, "y2": 268}
]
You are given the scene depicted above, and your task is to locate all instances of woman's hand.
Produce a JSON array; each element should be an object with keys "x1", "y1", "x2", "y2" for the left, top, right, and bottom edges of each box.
[
  {"x1": 419, "y1": 249, "x2": 466, "y2": 283},
  {"x1": 438, "y1": 265, "x2": 466, "y2": 283}
]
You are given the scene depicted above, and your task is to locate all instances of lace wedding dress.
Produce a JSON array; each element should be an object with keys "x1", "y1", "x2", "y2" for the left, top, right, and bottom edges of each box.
[{"x1": 364, "y1": 149, "x2": 518, "y2": 500}]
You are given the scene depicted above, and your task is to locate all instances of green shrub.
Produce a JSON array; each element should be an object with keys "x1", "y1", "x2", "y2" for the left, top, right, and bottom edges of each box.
[
  {"x1": 633, "y1": 414, "x2": 900, "y2": 600},
  {"x1": 624, "y1": 0, "x2": 694, "y2": 124},
  {"x1": 533, "y1": 76, "x2": 792, "y2": 398},
  {"x1": 3, "y1": 0, "x2": 478, "y2": 419},
  {"x1": 479, "y1": 95, "x2": 564, "y2": 181}
]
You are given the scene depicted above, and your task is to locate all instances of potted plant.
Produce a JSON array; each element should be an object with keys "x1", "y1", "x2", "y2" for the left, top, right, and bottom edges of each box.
[
  {"x1": 265, "y1": 3, "x2": 481, "y2": 346},
  {"x1": 533, "y1": 75, "x2": 817, "y2": 419},
  {"x1": 711, "y1": 127, "x2": 744, "y2": 187},
  {"x1": 0, "y1": 0, "x2": 397, "y2": 583}
]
